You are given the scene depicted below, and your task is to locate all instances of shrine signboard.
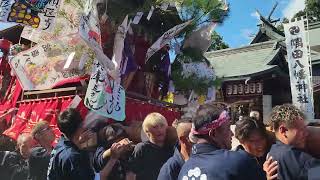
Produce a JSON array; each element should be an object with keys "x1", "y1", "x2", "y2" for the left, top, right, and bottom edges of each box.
[
  {"x1": 225, "y1": 82, "x2": 263, "y2": 97},
  {"x1": 284, "y1": 19, "x2": 314, "y2": 120}
]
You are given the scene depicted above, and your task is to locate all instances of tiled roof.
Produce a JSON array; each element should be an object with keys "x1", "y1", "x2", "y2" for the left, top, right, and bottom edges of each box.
[{"x1": 205, "y1": 41, "x2": 280, "y2": 78}]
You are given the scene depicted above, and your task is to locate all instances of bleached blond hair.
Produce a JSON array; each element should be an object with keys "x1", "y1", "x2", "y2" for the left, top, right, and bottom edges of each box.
[{"x1": 142, "y1": 113, "x2": 168, "y2": 133}]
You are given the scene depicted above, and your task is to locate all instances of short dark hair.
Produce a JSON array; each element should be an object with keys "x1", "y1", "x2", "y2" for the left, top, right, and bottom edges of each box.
[
  {"x1": 192, "y1": 102, "x2": 227, "y2": 137},
  {"x1": 99, "y1": 124, "x2": 127, "y2": 147},
  {"x1": 235, "y1": 116, "x2": 267, "y2": 141},
  {"x1": 58, "y1": 108, "x2": 83, "y2": 138},
  {"x1": 0, "y1": 135, "x2": 16, "y2": 151},
  {"x1": 267, "y1": 104, "x2": 305, "y2": 131}
]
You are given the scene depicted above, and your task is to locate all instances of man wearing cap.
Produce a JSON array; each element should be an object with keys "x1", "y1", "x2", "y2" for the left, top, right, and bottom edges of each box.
[{"x1": 178, "y1": 103, "x2": 265, "y2": 180}]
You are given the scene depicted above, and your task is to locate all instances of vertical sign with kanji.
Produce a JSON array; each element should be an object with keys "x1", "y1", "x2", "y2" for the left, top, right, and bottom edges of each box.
[
  {"x1": 84, "y1": 60, "x2": 126, "y2": 122},
  {"x1": 284, "y1": 19, "x2": 314, "y2": 121}
]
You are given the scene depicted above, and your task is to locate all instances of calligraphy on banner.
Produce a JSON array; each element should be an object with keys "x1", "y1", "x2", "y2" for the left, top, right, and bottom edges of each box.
[
  {"x1": 21, "y1": 1, "x2": 81, "y2": 43},
  {"x1": 10, "y1": 33, "x2": 93, "y2": 90},
  {"x1": 85, "y1": 60, "x2": 126, "y2": 121},
  {"x1": 79, "y1": 11, "x2": 101, "y2": 49},
  {"x1": 145, "y1": 20, "x2": 192, "y2": 61},
  {"x1": 0, "y1": 0, "x2": 61, "y2": 31},
  {"x1": 284, "y1": 19, "x2": 314, "y2": 120},
  {"x1": 78, "y1": 2, "x2": 115, "y2": 75}
]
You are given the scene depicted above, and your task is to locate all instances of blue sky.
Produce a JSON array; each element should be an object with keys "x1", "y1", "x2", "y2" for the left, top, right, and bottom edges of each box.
[
  {"x1": 0, "y1": 22, "x2": 14, "y2": 31},
  {"x1": 216, "y1": 0, "x2": 305, "y2": 48}
]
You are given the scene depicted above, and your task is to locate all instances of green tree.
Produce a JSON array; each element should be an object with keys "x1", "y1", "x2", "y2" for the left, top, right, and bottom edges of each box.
[
  {"x1": 305, "y1": 0, "x2": 320, "y2": 19},
  {"x1": 290, "y1": 0, "x2": 320, "y2": 20},
  {"x1": 157, "y1": 0, "x2": 228, "y2": 24},
  {"x1": 208, "y1": 31, "x2": 229, "y2": 51},
  {"x1": 277, "y1": 0, "x2": 320, "y2": 32}
]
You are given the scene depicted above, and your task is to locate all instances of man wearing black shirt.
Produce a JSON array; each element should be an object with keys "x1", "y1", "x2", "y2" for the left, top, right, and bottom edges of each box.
[
  {"x1": 127, "y1": 113, "x2": 173, "y2": 180},
  {"x1": 29, "y1": 121, "x2": 55, "y2": 180},
  {"x1": 158, "y1": 120, "x2": 192, "y2": 180},
  {"x1": 93, "y1": 124, "x2": 133, "y2": 180},
  {"x1": 47, "y1": 108, "x2": 94, "y2": 180},
  {"x1": 11, "y1": 134, "x2": 32, "y2": 180}
]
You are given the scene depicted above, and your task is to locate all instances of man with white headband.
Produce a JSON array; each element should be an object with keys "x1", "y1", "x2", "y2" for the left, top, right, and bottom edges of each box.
[{"x1": 178, "y1": 103, "x2": 265, "y2": 180}]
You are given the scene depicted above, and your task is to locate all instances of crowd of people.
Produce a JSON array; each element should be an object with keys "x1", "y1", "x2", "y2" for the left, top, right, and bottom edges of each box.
[{"x1": 0, "y1": 103, "x2": 319, "y2": 180}]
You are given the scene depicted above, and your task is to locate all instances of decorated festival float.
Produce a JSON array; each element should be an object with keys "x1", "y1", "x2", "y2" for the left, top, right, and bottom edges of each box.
[{"x1": 0, "y1": 0, "x2": 230, "y2": 144}]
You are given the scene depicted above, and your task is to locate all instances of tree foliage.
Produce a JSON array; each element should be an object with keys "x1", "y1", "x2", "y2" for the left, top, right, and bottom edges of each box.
[
  {"x1": 305, "y1": 0, "x2": 320, "y2": 19},
  {"x1": 277, "y1": 0, "x2": 320, "y2": 32},
  {"x1": 158, "y1": 0, "x2": 228, "y2": 24},
  {"x1": 289, "y1": 0, "x2": 320, "y2": 20},
  {"x1": 208, "y1": 31, "x2": 229, "y2": 51}
]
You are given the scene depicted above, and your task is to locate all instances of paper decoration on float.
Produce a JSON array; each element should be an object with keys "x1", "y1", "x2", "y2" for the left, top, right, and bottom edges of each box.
[
  {"x1": 0, "y1": 0, "x2": 61, "y2": 31},
  {"x1": 183, "y1": 22, "x2": 217, "y2": 53},
  {"x1": 79, "y1": 10, "x2": 101, "y2": 50},
  {"x1": 78, "y1": 1, "x2": 115, "y2": 75},
  {"x1": 21, "y1": 0, "x2": 82, "y2": 43},
  {"x1": 84, "y1": 15, "x2": 129, "y2": 121},
  {"x1": 146, "y1": 6, "x2": 154, "y2": 20},
  {"x1": 132, "y1": 12, "x2": 143, "y2": 24},
  {"x1": 109, "y1": 15, "x2": 130, "y2": 81},
  {"x1": 10, "y1": 33, "x2": 93, "y2": 90},
  {"x1": 145, "y1": 20, "x2": 192, "y2": 61},
  {"x1": 85, "y1": 60, "x2": 126, "y2": 121}
]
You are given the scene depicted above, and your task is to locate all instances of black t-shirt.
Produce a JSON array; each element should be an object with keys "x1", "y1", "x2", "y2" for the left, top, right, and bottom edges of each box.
[
  {"x1": 93, "y1": 146, "x2": 130, "y2": 180},
  {"x1": 128, "y1": 141, "x2": 173, "y2": 180},
  {"x1": 0, "y1": 151, "x2": 29, "y2": 180},
  {"x1": 28, "y1": 147, "x2": 51, "y2": 180}
]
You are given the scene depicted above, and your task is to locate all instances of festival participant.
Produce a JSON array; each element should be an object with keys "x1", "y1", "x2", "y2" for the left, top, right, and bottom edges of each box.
[
  {"x1": 249, "y1": 110, "x2": 260, "y2": 121},
  {"x1": 10, "y1": 134, "x2": 33, "y2": 180},
  {"x1": 93, "y1": 123, "x2": 134, "y2": 180},
  {"x1": 47, "y1": 108, "x2": 95, "y2": 180},
  {"x1": 29, "y1": 121, "x2": 55, "y2": 180},
  {"x1": 0, "y1": 135, "x2": 18, "y2": 179},
  {"x1": 127, "y1": 112, "x2": 173, "y2": 180},
  {"x1": 263, "y1": 155, "x2": 279, "y2": 180},
  {"x1": 267, "y1": 104, "x2": 320, "y2": 180},
  {"x1": 17, "y1": 133, "x2": 33, "y2": 160},
  {"x1": 235, "y1": 116, "x2": 270, "y2": 170},
  {"x1": 178, "y1": 103, "x2": 265, "y2": 180},
  {"x1": 157, "y1": 119, "x2": 192, "y2": 180}
]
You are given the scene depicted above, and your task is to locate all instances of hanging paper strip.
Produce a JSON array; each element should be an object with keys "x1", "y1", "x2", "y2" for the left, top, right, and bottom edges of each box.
[
  {"x1": 109, "y1": 15, "x2": 130, "y2": 81},
  {"x1": 0, "y1": 0, "x2": 61, "y2": 31},
  {"x1": 78, "y1": 4, "x2": 115, "y2": 74},
  {"x1": 145, "y1": 20, "x2": 192, "y2": 61},
  {"x1": 79, "y1": 9, "x2": 101, "y2": 50}
]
